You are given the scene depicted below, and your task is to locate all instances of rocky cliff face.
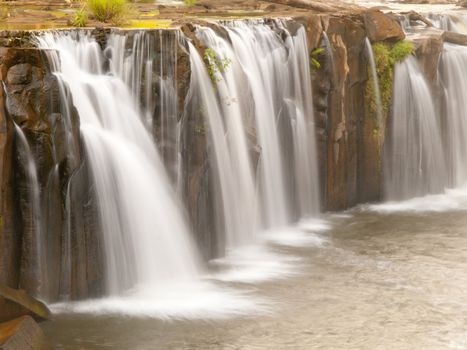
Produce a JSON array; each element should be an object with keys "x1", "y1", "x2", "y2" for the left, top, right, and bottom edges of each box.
[
  {"x1": 0, "y1": 46, "x2": 103, "y2": 301},
  {"x1": 0, "y1": 5, "x2": 431, "y2": 302}
]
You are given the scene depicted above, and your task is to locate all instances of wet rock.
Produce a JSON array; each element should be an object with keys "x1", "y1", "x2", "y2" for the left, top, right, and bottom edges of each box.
[
  {"x1": 0, "y1": 71, "x2": 19, "y2": 291},
  {"x1": 6, "y1": 64, "x2": 32, "y2": 85},
  {"x1": 364, "y1": 10, "x2": 405, "y2": 42},
  {"x1": 443, "y1": 31, "x2": 467, "y2": 46},
  {"x1": 413, "y1": 32, "x2": 444, "y2": 82},
  {"x1": 0, "y1": 316, "x2": 46, "y2": 350},
  {"x1": 0, "y1": 285, "x2": 50, "y2": 323}
]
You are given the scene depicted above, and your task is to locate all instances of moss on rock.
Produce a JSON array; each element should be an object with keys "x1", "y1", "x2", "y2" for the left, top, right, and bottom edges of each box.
[{"x1": 366, "y1": 40, "x2": 414, "y2": 118}]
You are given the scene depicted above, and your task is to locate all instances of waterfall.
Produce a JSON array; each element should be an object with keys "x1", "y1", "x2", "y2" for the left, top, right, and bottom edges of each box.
[
  {"x1": 365, "y1": 38, "x2": 384, "y2": 130},
  {"x1": 107, "y1": 30, "x2": 181, "y2": 181},
  {"x1": 37, "y1": 32, "x2": 202, "y2": 295},
  {"x1": 384, "y1": 56, "x2": 446, "y2": 200},
  {"x1": 284, "y1": 26, "x2": 320, "y2": 218},
  {"x1": 190, "y1": 21, "x2": 320, "y2": 250},
  {"x1": 13, "y1": 123, "x2": 44, "y2": 296},
  {"x1": 222, "y1": 20, "x2": 320, "y2": 228},
  {"x1": 192, "y1": 27, "x2": 258, "y2": 248},
  {"x1": 439, "y1": 44, "x2": 467, "y2": 187}
]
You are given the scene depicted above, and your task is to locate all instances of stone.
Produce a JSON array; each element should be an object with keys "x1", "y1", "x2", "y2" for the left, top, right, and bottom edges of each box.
[
  {"x1": 413, "y1": 32, "x2": 444, "y2": 82},
  {"x1": 364, "y1": 10, "x2": 405, "y2": 42},
  {"x1": 6, "y1": 64, "x2": 32, "y2": 85},
  {"x1": 0, "y1": 316, "x2": 46, "y2": 350},
  {"x1": 443, "y1": 31, "x2": 467, "y2": 46},
  {"x1": 0, "y1": 285, "x2": 51, "y2": 323}
]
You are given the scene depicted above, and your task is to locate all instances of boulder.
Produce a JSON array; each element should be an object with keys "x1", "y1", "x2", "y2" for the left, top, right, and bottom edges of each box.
[
  {"x1": 364, "y1": 10, "x2": 405, "y2": 42},
  {"x1": 0, "y1": 316, "x2": 46, "y2": 350},
  {"x1": 0, "y1": 285, "x2": 50, "y2": 323},
  {"x1": 413, "y1": 32, "x2": 444, "y2": 82},
  {"x1": 442, "y1": 31, "x2": 467, "y2": 46}
]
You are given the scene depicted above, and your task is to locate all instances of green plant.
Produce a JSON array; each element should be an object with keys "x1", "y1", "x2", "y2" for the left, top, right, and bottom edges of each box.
[
  {"x1": 72, "y1": 7, "x2": 88, "y2": 27},
  {"x1": 184, "y1": 0, "x2": 197, "y2": 5},
  {"x1": 87, "y1": 0, "x2": 129, "y2": 24},
  {"x1": 310, "y1": 47, "x2": 325, "y2": 70},
  {"x1": 203, "y1": 47, "x2": 231, "y2": 85},
  {"x1": 389, "y1": 40, "x2": 415, "y2": 65},
  {"x1": 366, "y1": 40, "x2": 415, "y2": 117}
]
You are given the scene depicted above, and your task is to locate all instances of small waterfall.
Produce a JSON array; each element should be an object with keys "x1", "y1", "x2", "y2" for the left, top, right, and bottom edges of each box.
[
  {"x1": 439, "y1": 44, "x2": 467, "y2": 187},
  {"x1": 322, "y1": 32, "x2": 336, "y2": 84},
  {"x1": 427, "y1": 13, "x2": 467, "y2": 33},
  {"x1": 193, "y1": 27, "x2": 258, "y2": 248},
  {"x1": 107, "y1": 31, "x2": 181, "y2": 180},
  {"x1": 13, "y1": 123, "x2": 44, "y2": 295},
  {"x1": 284, "y1": 26, "x2": 320, "y2": 218},
  {"x1": 365, "y1": 38, "x2": 384, "y2": 130},
  {"x1": 191, "y1": 21, "x2": 320, "y2": 250},
  {"x1": 384, "y1": 56, "x2": 446, "y2": 200},
  {"x1": 37, "y1": 32, "x2": 202, "y2": 295}
]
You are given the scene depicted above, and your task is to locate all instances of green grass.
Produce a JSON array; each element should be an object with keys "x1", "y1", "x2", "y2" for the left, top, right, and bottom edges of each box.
[
  {"x1": 87, "y1": 0, "x2": 130, "y2": 24},
  {"x1": 72, "y1": 7, "x2": 88, "y2": 27},
  {"x1": 184, "y1": 0, "x2": 197, "y2": 6}
]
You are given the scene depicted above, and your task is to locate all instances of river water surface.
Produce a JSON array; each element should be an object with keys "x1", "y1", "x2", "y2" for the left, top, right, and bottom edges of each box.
[{"x1": 42, "y1": 189, "x2": 467, "y2": 349}]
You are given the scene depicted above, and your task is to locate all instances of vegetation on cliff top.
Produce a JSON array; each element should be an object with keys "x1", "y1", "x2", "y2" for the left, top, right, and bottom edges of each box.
[{"x1": 72, "y1": 0, "x2": 133, "y2": 26}]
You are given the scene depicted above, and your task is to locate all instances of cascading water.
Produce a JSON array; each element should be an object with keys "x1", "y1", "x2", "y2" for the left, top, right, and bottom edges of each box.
[
  {"x1": 192, "y1": 27, "x2": 258, "y2": 248},
  {"x1": 13, "y1": 123, "x2": 44, "y2": 296},
  {"x1": 191, "y1": 21, "x2": 320, "y2": 249},
  {"x1": 107, "y1": 30, "x2": 181, "y2": 182},
  {"x1": 225, "y1": 21, "x2": 290, "y2": 228},
  {"x1": 37, "y1": 32, "x2": 202, "y2": 295},
  {"x1": 224, "y1": 21, "x2": 320, "y2": 228},
  {"x1": 365, "y1": 37, "x2": 384, "y2": 130},
  {"x1": 439, "y1": 43, "x2": 467, "y2": 188},
  {"x1": 384, "y1": 56, "x2": 446, "y2": 200}
]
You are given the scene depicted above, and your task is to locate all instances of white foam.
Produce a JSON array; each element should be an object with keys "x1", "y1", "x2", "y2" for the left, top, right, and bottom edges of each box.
[
  {"x1": 365, "y1": 186, "x2": 467, "y2": 213},
  {"x1": 261, "y1": 218, "x2": 330, "y2": 248},
  {"x1": 50, "y1": 281, "x2": 268, "y2": 320},
  {"x1": 211, "y1": 245, "x2": 300, "y2": 283}
]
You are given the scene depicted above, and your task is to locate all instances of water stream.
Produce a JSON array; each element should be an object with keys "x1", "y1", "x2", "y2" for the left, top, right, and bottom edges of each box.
[{"x1": 37, "y1": 32, "x2": 203, "y2": 295}]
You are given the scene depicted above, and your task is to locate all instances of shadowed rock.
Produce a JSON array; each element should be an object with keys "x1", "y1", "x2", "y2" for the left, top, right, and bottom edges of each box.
[
  {"x1": 0, "y1": 316, "x2": 47, "y2": 350},
  {"x1": 0, "y1": 285, "x2": 50, "y2": 323}
]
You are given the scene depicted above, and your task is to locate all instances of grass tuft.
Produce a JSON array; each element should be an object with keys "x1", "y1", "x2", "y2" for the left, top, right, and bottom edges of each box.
[{"x1": 87, "y1": 0, "x2": 131, "y2": 24}]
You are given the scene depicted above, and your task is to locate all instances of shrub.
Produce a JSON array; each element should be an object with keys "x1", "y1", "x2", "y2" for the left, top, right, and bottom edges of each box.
[
  {"x1": 184, "y1": 0, "x2": 197, "y2": 6},
  {"x1": 87, "y1": 0, "x2": 129, "y2": 24},
  {"x1": 72, "y1": 7, "x2": 88, "y2": 27},
  {"x1": 310, "y1": 47, "x2": 325, "y2": 71},
  {"x1": 367, "y1": 40, "x2": 415, "y2": 116},
  {"x1": 389, "y1": 40, "x2": 415, "y2": 65},
  {"x1": 203, "y1": 47, "x2": 231, "y2": 85}
]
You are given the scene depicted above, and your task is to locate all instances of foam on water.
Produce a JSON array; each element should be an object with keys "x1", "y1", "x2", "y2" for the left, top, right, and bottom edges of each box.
[
  {"x1": 211, "y1": 245, "x2": 301, "y2": 283},
  {"x1": 365, "y1": 185, "x2": 467, "y2": 213},
  {"x1": 50, "y1": 281, "x2": 269, "y2": 320}
]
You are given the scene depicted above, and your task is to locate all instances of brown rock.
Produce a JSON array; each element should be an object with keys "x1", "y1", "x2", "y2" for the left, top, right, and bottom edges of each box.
[
  {"x1": 0, "y1": 285, "x2": 50, "y2": 323},
  {"x1": 442, "y1": 31, "x2": 467, "y2": 46},
  {"x1": 0, "y1": 316, "x2": 46, "y2": 350},
  {"x1": 364, "y1": 10, "x2": 405, "y2": 42},
  {"x1": 413, "y1": 32, "x2": 444, "y2": 82}
]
